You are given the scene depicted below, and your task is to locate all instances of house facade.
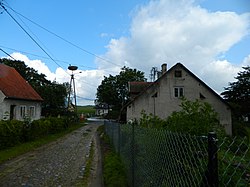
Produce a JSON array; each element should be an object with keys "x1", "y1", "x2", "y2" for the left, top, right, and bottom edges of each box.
[
  {"x1": 0, "y1": 64, "x2": 43, "y2": 121},
  {"x1": 127, "y1": 63, "x2": 232, "y2": 135},
  {"x1": 95, "y1": 103, "x2": 110, "y2": 116}
]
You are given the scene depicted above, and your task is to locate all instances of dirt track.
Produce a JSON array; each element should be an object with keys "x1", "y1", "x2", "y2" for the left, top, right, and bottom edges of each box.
[{"x1": 0, "y1": 122, "x2": 103, "y2": 187}]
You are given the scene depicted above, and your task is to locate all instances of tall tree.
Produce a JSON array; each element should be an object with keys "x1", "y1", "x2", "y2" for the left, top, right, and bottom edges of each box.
[
  {"x1": 0, "y1": 58, "x2": 68, "y2": 116},
  {"x1": 221, "y1": 66, "x2": 250, "y2": 121},
  {"x1": 96, "y1": 66, "x2": 146, "y2": 114}
]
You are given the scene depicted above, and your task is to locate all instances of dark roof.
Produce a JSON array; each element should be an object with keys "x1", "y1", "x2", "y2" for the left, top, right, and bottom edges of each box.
[
  {"x1": 129, "y1": 82, "x2": 153, "y2": 94},
  {"x1": 0, "y1": 63, "x2": 43, "y2": 101}
]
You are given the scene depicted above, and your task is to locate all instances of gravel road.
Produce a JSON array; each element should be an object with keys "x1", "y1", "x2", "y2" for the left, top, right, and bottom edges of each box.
[{"x1": 0, "y1": 122, "x2": 103, "y2": 187}]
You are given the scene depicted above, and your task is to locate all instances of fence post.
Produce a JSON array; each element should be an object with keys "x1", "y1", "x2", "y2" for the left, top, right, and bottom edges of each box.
[
  {"x1": 131, "y1": 121, "x2": 135, "y2": 187},
  {"x1": 118, "y1": 123, "x2": 121, "y2": 155},
  {"x1": 207, "y1": 132, "x2": 218, "y2": 187}
]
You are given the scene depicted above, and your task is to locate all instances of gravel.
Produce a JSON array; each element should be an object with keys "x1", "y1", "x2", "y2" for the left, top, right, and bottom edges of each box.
[{"x1": 0, "y1": 123, "x2": 101, "y2": 187}]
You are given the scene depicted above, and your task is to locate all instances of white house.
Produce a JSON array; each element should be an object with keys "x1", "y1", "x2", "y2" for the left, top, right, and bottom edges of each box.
[
  {"x1": 126, "y1": 63, "x2": 232, "y2": 135},
  {"x1": 0, "y1": 63, "x2": 43, "y2": 121}
]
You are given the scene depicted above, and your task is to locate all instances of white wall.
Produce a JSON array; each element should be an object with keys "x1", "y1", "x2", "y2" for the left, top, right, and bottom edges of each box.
[
  {"x1": 0, "y1": 97, "x2": 42, "y2": 121},
  {"x1": 127, "y1": 66, "x2": 232, "y2": 135}
]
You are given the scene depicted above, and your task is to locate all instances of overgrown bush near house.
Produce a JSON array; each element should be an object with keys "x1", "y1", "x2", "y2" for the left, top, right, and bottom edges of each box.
[
  {"x1": 139, "y1": 98, "x2": 225, "y2": 137},
  {"x1": 0, "y1": 120, "x2": 23, "y2": 149},
  {"x1": 0, "y1": 116, "x2": 74, "y2": 150},
  {"x1": 165, "y1": 99, "x2": 225, "y2": 136},
  {"x1": 139, "y1": 111, "x2": 166, "y2": 129},
  {"x1": 27, "y1": 119, "x2": 50, "y2": 140},
  {"x1": 46, "y1": 117, "x2": 65, "y2": 134}
]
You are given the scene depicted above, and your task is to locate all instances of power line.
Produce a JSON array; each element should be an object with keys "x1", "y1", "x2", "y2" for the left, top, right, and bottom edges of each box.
[
  {"x1": 0, "y1": 48, "x2": 16, "y2": 60},
  {"x1": 3, "y1": 2, "x2": 123, "y2": 68},
  {"x1": 0, "y1": 3, "x2": 69, "y2": 75},
  {"x1": 0, "y1": 45, "x2": 119, "y2": 74}
]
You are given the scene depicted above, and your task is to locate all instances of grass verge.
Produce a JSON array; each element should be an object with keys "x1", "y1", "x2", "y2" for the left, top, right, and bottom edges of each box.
[
  {"x1": 0, "y1": 122, "x2": 85, "y2": 164},
  {"x1": 98, "y1": 125, "x2": 127, "y2": 187},
  {"x1": 80, "y1": 141, "x2": 95, "y2": 186}
]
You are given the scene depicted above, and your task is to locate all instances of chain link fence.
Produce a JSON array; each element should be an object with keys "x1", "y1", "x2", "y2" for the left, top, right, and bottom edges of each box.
[{"x1": 104, "y1": 120, "x2": 250, "y2": 187}]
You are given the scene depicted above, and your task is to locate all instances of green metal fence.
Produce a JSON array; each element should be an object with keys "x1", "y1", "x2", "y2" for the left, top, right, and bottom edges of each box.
[{"x1": 104, "y1": 121, "x2": 250, "y2": 187}]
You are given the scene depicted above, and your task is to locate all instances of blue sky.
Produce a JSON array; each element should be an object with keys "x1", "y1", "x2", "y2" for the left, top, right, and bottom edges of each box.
[{"x1": 0, "y1": 0, "x2": 250, "y2": 105}]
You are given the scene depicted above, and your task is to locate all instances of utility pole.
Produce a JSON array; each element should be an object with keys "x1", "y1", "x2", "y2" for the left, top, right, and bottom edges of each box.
[{"x1": 67, "y1": 65, "x2": 78, "y2": 113}]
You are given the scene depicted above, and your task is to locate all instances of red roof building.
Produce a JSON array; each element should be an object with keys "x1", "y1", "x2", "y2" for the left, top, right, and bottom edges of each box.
[
  {"x1": 0, "y1": 64, "x2": 43, "y2": 101},
  {"x1": 0, "y1": 63, "x2": 43, "y2": 121}
]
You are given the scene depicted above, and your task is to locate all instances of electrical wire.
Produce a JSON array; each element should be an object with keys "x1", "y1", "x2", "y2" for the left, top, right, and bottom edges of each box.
[
  {"x1": 0, "y1": 48, "x2": 16, "y2": 60},
  {"x1": 2, "y1": 2, "x2": 123, "y2": 68},
  {"x1": 0, "y1": 3, "x2": 69, "y2": 75},
  {"x1": 0, "y1": 45, "x2": 119, "y2": 74}
]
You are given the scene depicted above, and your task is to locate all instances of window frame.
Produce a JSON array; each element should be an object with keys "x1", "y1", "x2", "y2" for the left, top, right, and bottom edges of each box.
[
  {"x1": 174, "y1": 87, "x2": 184, "y2": 98},
  {"x1": 29, "y1": 106, "x2": 36, "y2": 117},
  {"x1": 20, "y1": 105, "x2": 26, "y2": 118}
]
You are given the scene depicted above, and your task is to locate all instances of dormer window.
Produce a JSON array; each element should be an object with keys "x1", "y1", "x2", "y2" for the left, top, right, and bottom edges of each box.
[{"x1": 174, "y1": 70, "x2": 182, "y2": 78}]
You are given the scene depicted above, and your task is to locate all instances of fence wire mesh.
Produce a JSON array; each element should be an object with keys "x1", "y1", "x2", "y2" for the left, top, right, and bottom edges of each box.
[{"x1": 105, "y1": 121, "x2": 250, "y2": 187}]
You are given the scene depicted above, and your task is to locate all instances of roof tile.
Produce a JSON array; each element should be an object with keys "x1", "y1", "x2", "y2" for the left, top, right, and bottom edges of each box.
[{"x1": 0, "y1": 63, "x2": 43, "y2": 101}]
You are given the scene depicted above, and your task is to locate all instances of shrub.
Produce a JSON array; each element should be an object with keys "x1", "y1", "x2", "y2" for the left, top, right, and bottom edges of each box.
[
  {"x1": 0, "y1": 120, "x2": 23, "y2": 149},
  {"x1": 138, "y1": 98, "x2": 225, "y2": 137},
  {"x1": 0, "y1": 116, "x2": 73, "y2": 150}
]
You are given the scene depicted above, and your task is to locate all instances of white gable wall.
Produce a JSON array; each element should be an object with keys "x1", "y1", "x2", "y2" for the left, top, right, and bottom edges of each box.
[
  {"x1": 0, "y1": 97, "x2": 42, "y2": 121},
  {"x1": 127, "y1": 66, "x2": 232, "y2": 135}
]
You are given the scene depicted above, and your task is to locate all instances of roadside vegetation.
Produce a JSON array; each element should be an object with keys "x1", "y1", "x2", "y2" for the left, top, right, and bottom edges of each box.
[
  {"x1": 98, "y1": 125, "x2": 127, "y2": 187},
  {"x1": 0, "y1": 117, "x2": 85, "y2": 164}
]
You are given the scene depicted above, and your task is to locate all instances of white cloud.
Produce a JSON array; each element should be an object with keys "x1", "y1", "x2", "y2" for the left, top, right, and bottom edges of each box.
[
  {"x1": 5, "y1": 53, "x2": 105, "y2": 106},
  {"x1": 96, "y1": 0, "x2": 250, "y2": 93},
  {"x1": 11, "y1": 52, "x2": 57, "y2": 81},
  {"x1": 3, "y1": 0, "x2": 250, "y2": 105},
  {"x1": 242, "y1": 54, "x2": 250, "y2": 66}
]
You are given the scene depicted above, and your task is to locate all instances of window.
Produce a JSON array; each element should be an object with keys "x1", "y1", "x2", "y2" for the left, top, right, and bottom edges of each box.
[
  {"x1": 174, "y1": 70, "x2": 182, "y2": 78},
  {"x1": 200, "y1": 93, "x2": 206, "y2": 100},
  {"x1": 174, "y1": 87, "x2": 184, "y2": 98},
  {"x1": 29, "y1": 106, "x2": 35, "y2": 117},
  {"x1": 20, "y1": 106, "x2": 26, "y2": 118}
]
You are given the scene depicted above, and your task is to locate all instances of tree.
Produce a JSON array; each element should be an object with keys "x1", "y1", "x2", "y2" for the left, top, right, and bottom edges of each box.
[
  {"x1": 96, "y1": 66, "x2": 146, "y2": 117},
  {"x1": 165, "y1": 98, "x2": 224, "y2": 136},
  {"x1": 221, "y1": 66, "x2": 250, "y2": 121},
  {"x1": 0, "y1": 58, "x2": 68, "y2": 116},
  {"x1": 139, "y1": 98, "x2": 225, "y2": 136}
]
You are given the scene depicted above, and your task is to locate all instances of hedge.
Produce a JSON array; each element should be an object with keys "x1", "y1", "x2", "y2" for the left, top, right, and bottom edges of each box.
[{"x1": 0, "y1": 117, "x2": 73, "y2": 150}]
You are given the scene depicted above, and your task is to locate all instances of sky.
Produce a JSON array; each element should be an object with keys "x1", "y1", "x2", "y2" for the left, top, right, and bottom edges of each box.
[{"x1": 0, "y1": 0, "x2": 249, "y2": 106}]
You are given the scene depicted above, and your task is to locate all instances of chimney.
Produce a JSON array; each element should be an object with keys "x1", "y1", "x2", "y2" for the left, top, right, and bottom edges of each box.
[{"x1": 161, "y1": 63, "x2": 167, "y2": 74}]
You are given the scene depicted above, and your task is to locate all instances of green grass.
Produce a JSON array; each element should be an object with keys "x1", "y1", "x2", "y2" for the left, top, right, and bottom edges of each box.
[
  {"x1": 77, "y1": 105, "x2": 95, "y2": 116},
  {"x1": 0, "y1": 122, "x2": 85, "y2": 164},
  {"x1": 98, "y1": 125, "x2": 127, "y2": 187},
  {"x1": 80, "y1": 141, "x2": 95, "y2": 186}
]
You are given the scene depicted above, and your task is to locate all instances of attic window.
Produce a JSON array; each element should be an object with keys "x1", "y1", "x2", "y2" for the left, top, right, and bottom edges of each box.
[
  {"x1": 174, "y1": 70, "x2": 182, "y2": 77},
  {"x1": 200, "y1": 93, "x2": 206, "y2": 100}
]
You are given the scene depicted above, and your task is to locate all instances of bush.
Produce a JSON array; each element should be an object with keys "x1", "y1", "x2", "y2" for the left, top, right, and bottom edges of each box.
[
  {"x1": 0, "y1": 116, "x2": 73, "y2": 150},
  {"x1": 138, "y1": 98, "x2": 225, "y2": 137},
  {"x1": 0, "y1": 120, "x2": 23, "y2": 149}
]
